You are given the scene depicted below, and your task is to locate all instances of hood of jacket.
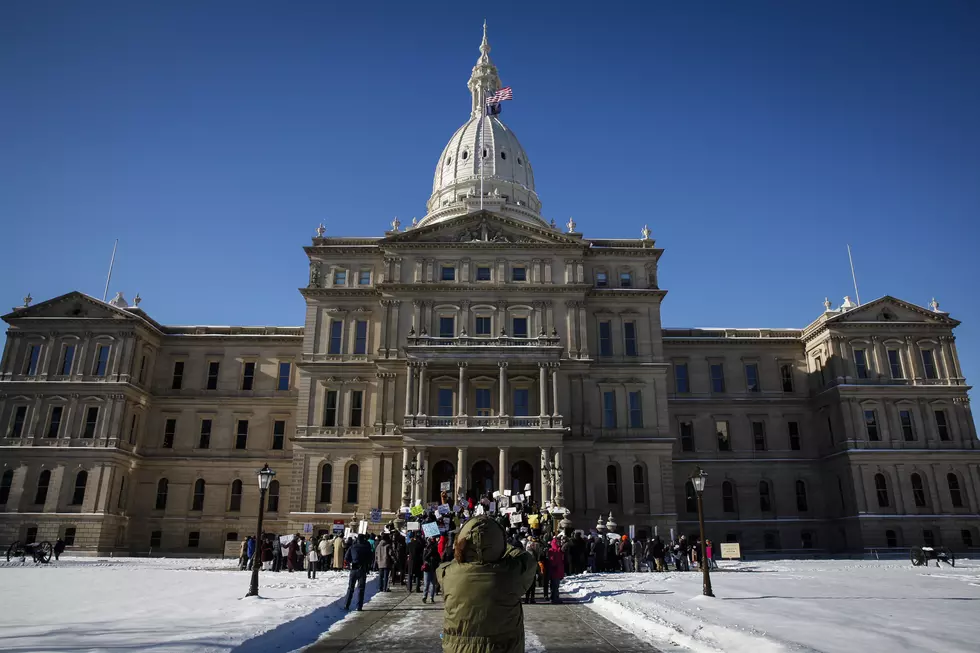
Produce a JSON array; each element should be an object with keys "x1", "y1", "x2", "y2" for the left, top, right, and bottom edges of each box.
[{"x1": 455, "y1": 516, "x2": 506, "y2": 563}]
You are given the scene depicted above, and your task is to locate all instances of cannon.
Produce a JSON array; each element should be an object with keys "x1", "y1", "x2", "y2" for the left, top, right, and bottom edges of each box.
[
  {"x1": 910, "y1": 545, "x2": 954, "y2": 567},
  {"x1": 5, "y1": 540, "x2": 53, "y2": 564}
]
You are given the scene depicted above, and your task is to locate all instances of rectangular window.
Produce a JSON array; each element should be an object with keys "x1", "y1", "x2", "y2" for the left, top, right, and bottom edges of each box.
[
  {"x1": 602, "y1": 391, "x2": 617, "y2": 427},
  {"x1": 752, "y1": 421, "x2": 766, "y2": 451},
  {"x1": 354, "y1": 320, "x2": 368, "y2": 353},
  {"x1": 439, "y1": 316, "x2": 455, "y2": 338},
  {"x1": 163, "y1": 418, "x2": 176, "y2": 448},
  {"x1": 512, "y1": 317, "x2": 528, "y2": 338},
  {"x1": 171, "y1": 361, "x2": 184, "y2": 390},
  {"x1": 598, "y1": 321, "x2": 612, "y2": 356},
  {"x1": 328, "y1": 321, "x2": 343, "y2": 354},
  {"x1": 475, "y1": 316, "x2": 491, "y2": 336},
  {"x1": 475, "y1": 388, "x2": 492, "y2": 416},
  {"x1": 624, "y1": 322, "x2": 637, "y2": 356},
  {"x1": 680, "y1": 421, "x2": 694, "y2": 451},
  {"x1": 24, "y1": 344, "x2": 41, "y2": 375},
  {"x1": 10, "y1": 406, "x2": 28, "y2": 438},
  {"x1": 628, "y1": 391, "x2": 643, "y2": 428},
  {"x1": 93, "y1": 345, "x2": 110, "y2": 376},
  {"x1": 47, "y1": 406, "x2": 63, "y2": 438},
  {"x1": 277, "y1": 361, "x2": 291, "y2": 391},
  {"x1": 61, "y1": 345, "x2": 75, "y2": 375},
  {"x1": 138, "y1": 355, "x2": 146, "y2": 384},
  {"x1": 358, "y1": 269, "x2": 371, "y2": 285},
  {"x1": 788, "y1": 421, "x2": 801, "y2": 450},
  {"x1": 129, "y1": 414, "x2": 139, "y2": 444},
  {"x1": 150, "y1": 531, "x2": 162, "y2": 548},
  {"x1": 437, "y1": 388, "x2": 454, "y2": 416},
  {"x1": 745, "y1": 363, "x2": 760, "y2": 392},
  {"x1": 921, "y1": 349, "x2": 938, "y2": 380},
  {"x1": 333, "y1": 269, "x2": 347, "y2": 286},
  {"x1": 674, "y1": 363, "x2": 690, "y2": 393},
  {"x1": 780, "y1": 364, "x2": 794, "y2": 392},
  {"x1": 935, "y1": 410, "x2": 949, "y2": 441},
  {"x1": 476, "y1": 266, "x2": 491, "y2": 281},
  {"x1": 63, "y1": 527, "x2": 76, "y2": 546},
  {"x1": 922, "y1": 529, "x2": 935, "y2": 548},
  {"x1": 513, "y1": 389, "x2": 530, "y2": 416},
  {"x1": 900, "y1": 410, "x2": 915, "y2": 441},
  {"x1": 188, "y1": 531, "x2": 200, "y2": 548},
  {"x1": 441, "y1": 266, "x2": 456, "y2": 281},
  {"x1": 241, "y1": 362, "x2": 255, "y2": 391},
  {"x1": 619, "y1": 272, "x2": 632, "y2": 288},
  {"x1": 235, "y1": 420, "x2": 249, "y2": 449},
  {"x1": 596, "y1": 271, "x2": 608, "y2": 287},
  {"x1": 710, "y1": 363, "x2": 725, "y2": 393},
  {"x1": 272, "y1": 419, "x2": 285, "y2": 450},
  {"x1": 324, "y1": 390, "x2": 338, "y2": 426},
  {"x1": 865, "y1": 410, "x2": 879, "y2": 441},
  {"x1": 511, "y1": 267, "x2": 527, "y2": 282},
  {"x1": 83, "y1": 407, "x2": 99, "y2": 438},
  {"x1": 198, "y1": 419, "x2": 212, "y2": 449},
  {"x1": 854, "y1": 349, "x2": 869, "y2": 379},
  {"x1": 887, "y1": 349, "x2": 903, "y2": 379},
  {"x1": 716, "y1": 420, "x2": 730, "y2": 451},
  {"x1": 206, "y1": 361, "x2": 220, "y2": 390},
  {"x1": 349, "y1": 390, "x2": 364, "y2": 427}
]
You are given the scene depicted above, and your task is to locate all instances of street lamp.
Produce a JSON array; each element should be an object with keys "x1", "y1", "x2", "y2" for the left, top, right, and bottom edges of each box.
[
  {"x1": 246, "y1": 464, "x2": 276, "y2": 598},
  {"x1": 689, "y1": 466, "x2": 714, "y2": 597}
]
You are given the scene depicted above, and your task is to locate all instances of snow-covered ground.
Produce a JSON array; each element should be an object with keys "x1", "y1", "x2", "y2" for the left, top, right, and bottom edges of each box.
[
  {"x1": 562, "y1": 558, "x2": 980, "y2": 653},
  {"x1": 0, "y1": 557, "x2": 374, "y2": 653}
]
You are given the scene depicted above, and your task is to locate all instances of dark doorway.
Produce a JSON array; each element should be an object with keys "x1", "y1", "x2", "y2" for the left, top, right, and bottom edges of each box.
[
  {"x1": 431, "y1": 460, "x2": 455, "y2": 503},
  {"x1": 471, "y1": 460, "x2": 495, "y2": 498},
  {"x1": 510, "y1": 460, "x2": 533, "y2": 494}
]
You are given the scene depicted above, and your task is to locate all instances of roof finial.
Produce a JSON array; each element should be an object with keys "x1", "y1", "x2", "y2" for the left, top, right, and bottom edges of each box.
[
  {"x1": 133, "y1": 293, "x2": 142, "y2": 307},
  {"x1": 23, "y1": 293, "x2": 32, "y2": 308},
  {"x1": 316, "y1": 223, "x2": 325, "y2": 238},
  {"x1": 641, "y1": 224, "x2": 651, "y2": 240},
  {"x1": 930, "y1": 297, "x2": 940, "y2": 312},
  {"x1": 823, "y1": 297, "x2": 832, "y2": 311},
  {"x1": 566, "y1": 217, "x2": 577, "y2": 233},
  {"x1": 391, "y1": 216, "x2": 401, "y2": 232},
  {"x1": 481, "y1": 20, "x2": 489, "y2": 56}
]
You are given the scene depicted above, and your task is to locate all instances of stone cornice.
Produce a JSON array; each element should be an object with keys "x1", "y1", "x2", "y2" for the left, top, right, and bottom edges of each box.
[
  {"x1": 376, "y1": 283, "x2": 592, "y2": 294},
  {"x1": 299, "y1": 288, "x2": 384, "y2": 299},
  {"x1": 587, "y1": 289, "x2": 667, "y2": 299}
]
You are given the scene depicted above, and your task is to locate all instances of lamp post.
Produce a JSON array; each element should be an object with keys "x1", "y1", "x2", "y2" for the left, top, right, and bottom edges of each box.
[
  {"x1": 689, "y1": 466, "x2": 714, "y2": 597},
  {"x1": 246, "y1": 464, "x2": 276, "y2": 598}
]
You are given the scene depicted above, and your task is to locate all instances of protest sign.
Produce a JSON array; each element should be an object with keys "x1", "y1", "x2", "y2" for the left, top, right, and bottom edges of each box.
[
  {"x1": 492, "y1": 490, "x2": 501, "y2": 498},
  {"x1": 488, "y1": 501, "x2": 496, "y2": 513},
  {"x1": 410, "y1": 504, "x2": 424, "y2": 517},
  {"x1": 503, "y1": 489, "x2": 512, "y2": 496},
  {"x1": 406, "y1": 521, "x2": 421, "y2": 531},
  {"x1": 332, "y1": 520, "x2": 345, "y2": 535},
  {"x1": 440, "y1": 481, "x2": 452, "y2": 492},
  {"x1": 524, "y1": 483, "x2": 532, "y2": 491},
  {"x1": 369, "y1": 508, "x2": 382, "y2": 523},
  {"x1": 474, "y1": 505, "x2": 485, "y2": 516},
  {"x1": 437, "y1": 504, "x2": 451, "y2": 515},
  {"x1": 358, "y1": 520, "x2": 368, "y2": 534},
  {"x1": 303, "y1": 523, "x2": 313, "y2": 534},
  {"x1": 509, "y1": 513, "x2": 523, "y2": 526},
  {"x1": 528, "y1": 515, "x2": 540, "y2": 529},
  {"x1": 422, "y1": 522, "x2": 440, "y2": 538}
]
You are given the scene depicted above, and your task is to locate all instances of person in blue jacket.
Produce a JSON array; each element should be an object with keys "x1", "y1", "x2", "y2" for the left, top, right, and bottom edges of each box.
[{"x1": 344, "y1": 534, "x2": 374, "y2": 611}]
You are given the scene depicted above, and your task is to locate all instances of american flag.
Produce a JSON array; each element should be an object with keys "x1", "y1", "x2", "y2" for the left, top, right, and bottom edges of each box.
[{"x1": 485, "y1": 86, "x2": 513, "y2": 105}]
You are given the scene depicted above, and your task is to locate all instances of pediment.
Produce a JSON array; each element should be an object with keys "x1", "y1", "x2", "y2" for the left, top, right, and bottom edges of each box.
[
  {"x1": 381, "y1": 212, "x2": 580, "y2": 246},
  {"x1": 3, "y1": 292, "x2": 138, "y2": 322},
  {"x1": 828, "y1": 296, "x2": 958, "y2": 326}
]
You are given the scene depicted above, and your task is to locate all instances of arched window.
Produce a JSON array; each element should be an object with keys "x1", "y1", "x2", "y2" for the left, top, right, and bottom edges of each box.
[
  {"x1": 947, "y1": 473, "x2": 963, "y2": 508},
  {"x1": 471, "y1": 460, "x2": 495, "y2": 497},
  {"x1": 155, "y1": 478, "x2": 168, "y2": 510},
  {"x1": 510, "y1": 461, "x2": 533, "y2": 495},
  {"x1": 0, "y1": 470, "x2": 13, "y2": 505},
  {"x1": 685, "y1": 480, "x2": 697, "y2": 513},
  {"x1": 192, "y1": 479, "x2": 205, "y2": 511},
  {"x1": 346, "y1": 464, "x2": 359, "y2": 504},
  {"x1": 71, "y1": 470, "x2": 88, "y2": 505},
  {"x1": 801, "y1": 531, "x2": 814, "y2": 549},
  {"x1": 320, "y1": 464, "x2": 332, "y2": 503},
  {"x1": 885, "y1": 529, "x2": 898, "y2": 548},
  {"x1": 759, "y1": 480, "x2": 772, "y2": 512},
  {"x1": 910, "y1": 473, "x2": 926, "y2": 507},
  {"x1": 267, "y1": 480, "x2": 280, "y2": 512},
  {"x1": 229, "y1": 479, "x2": 242, "y2": 512},
  {"x1": 606, "y1": 465, "x2": 619, "y2": 504},
  {"x1": 430, "y1": 460, "x2": 455, "y2": 503},
  {"x1": 722, "y1": 481, "x2": 736, "y2": 513},
  {"x1": 35, "y1": 469, "x2": 51, "y2": 504},
  {"x1": 795, "y1": 480, "x2": 808, "y2": 512},
  {"x1": 874, "y1": 473, "x2": 889, "y2": 507},
  {"x1": 633, "y1": 465, "x2": 646, "y2": 504}
]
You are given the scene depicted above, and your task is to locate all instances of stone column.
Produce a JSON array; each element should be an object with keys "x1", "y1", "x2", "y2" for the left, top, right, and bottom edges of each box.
[
  {"x1": 540, "y1": 447, "x2": 551, "y2": 505},
  {"x1": 938, "y1": 336, "x2": 954, "y2": 382},
  {"x1": 551, "y1": 364, "x2": 560, "y2": 416},
  {"x1": 577, "y1": 305, "x2": 589, "y2": 358},
  {"x1": 400, "y1": 447, "x2": 411, "y2": 507},
  {"x1": 458, "y1": 363, "x2": 467, "y2": 416},
  {"x1": 498, "y1": 447, "x2": 508, "y2": 494},
  {"x1": 403, "y1": 364, "x2": 415, "y2": 421},
  {"x1": 906, "y1": 336, "x2": 923, "y2": 382},
  {"x1": 538, "y1": 364, "x2": 548, "y2": 417},
  {"x1": 498, "y1": 362, "x2": 508, "y2": 416},
  {"x1": 456, "y1": 447, "x2": 468, "y2": 499},
  {"x1": 871, "y1": 336, "x2": 884, "y2": 378},
  {"x1": 417, "y1": 363, "x2": 427, "y2": 416},
  {"x1": 552, "y1": 448, "x2": 564, "y2": 507}
]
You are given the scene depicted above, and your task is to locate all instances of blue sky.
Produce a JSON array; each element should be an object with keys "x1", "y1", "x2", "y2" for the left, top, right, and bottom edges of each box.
[{"x1": 1, "y1": 1, "x2": 978, "y2": 408}]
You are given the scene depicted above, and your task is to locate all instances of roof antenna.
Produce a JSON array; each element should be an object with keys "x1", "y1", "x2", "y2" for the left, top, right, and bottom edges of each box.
[
  {"x1": 847, "y1": 244, "x2": 861, "y2": 305},
  {"x1": 102, "y1": 239, "x2": 118, "y2": 302}
]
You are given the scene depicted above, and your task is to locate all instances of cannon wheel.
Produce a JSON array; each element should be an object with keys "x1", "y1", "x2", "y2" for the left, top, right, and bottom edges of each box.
[
  {"x1": 941, "y1": 547, "x2": 955, "y2": 567},
  {"x1": 6, "y1": 541, "x2": 25, "y2": 562},
  {"x1": 910, "y1": 546, "x2": 926, "y2": 566},
  {"x1": 33, "y1": 541, "x2": 53, "y2": 564}
]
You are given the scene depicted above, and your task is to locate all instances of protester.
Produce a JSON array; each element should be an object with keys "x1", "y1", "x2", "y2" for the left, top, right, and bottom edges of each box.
[
  {"x1": 286, "y1": 534, "x2": 299, "y2": 572},
  {"x1": 421, "y1": 536, "x2": 441, "y2": 603},
  {"x1": 261, "y1": 535, "x2": 274, "y2": 571},
  {"x1": 318, "y1": 535, "x2": 331, "y2": 571},
  {"x1": 307, "y1": 537, "x2": 319, "y2": 579},
  {"x1": 406, "y1": 532, "x2": 424, "y2": 593},
  {"x1": 343, "y1": 534, "x2": 373, "y2": 611},
  {"x1": 375, "y1": 533, "x2": 394, "y2": 591},
  {"x1": 54, "y1": 537, "x2": 66, "y2": 561},
  {"x1": 246, "y1": 536, "x2": 257, "y2": 571},
  {"x1": 523, "y1": 533, "x2": 542, "y2": 604},
  {"x1": 546, "y1": 537, "x2": 565, "y2": 604},
  {"x1": 333, "y1": 534, "x2": 344, "y2": 570}
]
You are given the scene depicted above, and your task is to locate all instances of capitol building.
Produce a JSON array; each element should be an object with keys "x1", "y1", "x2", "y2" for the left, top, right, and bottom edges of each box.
[{"x1": 1, "y1": 29, "x2": 977, "y2": 556}]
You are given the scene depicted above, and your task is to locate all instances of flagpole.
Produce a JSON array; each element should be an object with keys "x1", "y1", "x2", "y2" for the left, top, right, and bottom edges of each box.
[{"x1": 102, "y1": 239, "x2": 118, "y2": 302}]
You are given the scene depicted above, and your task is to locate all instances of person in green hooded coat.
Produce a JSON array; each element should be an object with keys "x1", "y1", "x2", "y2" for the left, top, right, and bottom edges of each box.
[{"x1": 436, "y1": 516, "x2": 537, "y2": 653}]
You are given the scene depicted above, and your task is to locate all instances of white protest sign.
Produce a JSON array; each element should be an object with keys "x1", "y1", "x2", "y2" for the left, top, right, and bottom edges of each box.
[
  {"x1": 358, "y1": 520, "x2": 368, "y2": 534},
  {"x1": 504, "y1": 507, "x2": 517, "y2": 515},
  {"x1": 524, "y1": 483, "x2": 532, "y2": 491},
  {"x1": 488, "y1": 501, "x2": 497, "y2": 513},
  {"x1": 517, "y1": 494, "x2": 525, "y2": 502},
  {"x1": 422, "y1": 522, "x2": 440, "y2": 538},
  {"x1": 492, "y1": 490, "x2": 501, "y2": 498},
  {"x1": 474, "y1": 505, "x2": 485, "y2": 516},
  {"x1": 440, "y1": 481, "x2": 451, "y2": 492},
  {"x1": 407, "y1": 521, "x2": 421, "y2": 531},
  {"x1": 503, "y1": 489, "x2": 512, "y2": 496},
  {"x1": 509, "y1": 513, "x2": 523, "y2": 526}
]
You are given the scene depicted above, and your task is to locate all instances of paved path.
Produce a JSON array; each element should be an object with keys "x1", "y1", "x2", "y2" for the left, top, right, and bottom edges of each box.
[{"x1": 306, "y1": 584, "x2": 662, "y2": 652}]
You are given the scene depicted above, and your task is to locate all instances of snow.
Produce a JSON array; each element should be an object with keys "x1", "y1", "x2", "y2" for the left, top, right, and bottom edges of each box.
[
  {"x1": 0, "y1": 556, "x2": 374, "y2": 653},
  {"x1": 561, "y1": 558, "x2": 980, "y2": 653}
]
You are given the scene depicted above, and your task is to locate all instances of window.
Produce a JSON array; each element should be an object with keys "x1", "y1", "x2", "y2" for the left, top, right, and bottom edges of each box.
[
  {"x1": 923, "y1": 529, "x2": 935, "y2": 547},
  {"x1": 171, "y1": 361, "x2": 184, "y2": 389},
  {"x1": 680, "y1": 421, "x2": 694, "y2": 452},
  {"x1": 323, "y1": 390, "x2": 338, "y2": 426},
  {"x1": 476, "y1": 266, "x2": 491, "y2": 281},
  {"x1": 887, "y1": 349, "x2": 903, "y2": 379},
  {"x1": 156, "y1": 479, "x2": 168, "y2": 510},
  {"x1": 512, "y1": 317, "x2": 528, "y2": 338},
  {"x1": 801, "y1": 531, "x2": 814, "y2": 549},
  {"x1": 229, "y1": 479, "x2": 242, "y2": 511},
  {"x1": 726, "y1": 533, "x2": 738, "y2": 543},
  {"x1": 710, "y1": 364, "x2": 725, "y2": 393},
  {"x1": 24, "y1": 344, "x2": 41, "y2": 375},
  {"x1": 441, "y1": 266, "x2": 456, "y2": 281},
  {"x1": 93, "y1": 345, "x2": 110, "y2": 376},
  {"x1": 628, "y1": 391, "x2": 643, "y2": 428},
  {"x1": 328, "y1": 321, "x2": 343, "y2": 354},
  {"x1": 911, "y1": 473, "x2": 926, "y2": 507},
  {"x1": 511, "y1": 267, "x2": 526, "y2": 282},
  {"x1": 358, "y1": 269, "x2": 371, "y2": 285},
  {"x1": 874, "y1": 473, "x2": 889, "y2": 507},
  {"x1": 437, "y1": 388, "x2": 454, "y2": 416},
  {"x1": 35, "y1": 469, "x2": 51, "y2": 504},
  {"x1": 349, "y1": 390, "x2": 364, "y2": 427},
  {"x1": 685, "y1": 481, "x2": 697, "y2": 513},
  {"x1": 138, "y1": 355, "x2": 147, "y2": 384},
  {"x1": 716, "y1": 420, "x2": 730, "y2": 451},
  {"x1": 0, "y1": 470, "x2": 13, "y2": 505},
  {"x1": 598, "y1": 321, "x2": 612, "y2": 357},
  {"x1": 674, "y1": 363, "x2": 689, "y2": 393},
  {"x1": 596, "y1": 271, "x2": 608, "y2": 287},
  {"x1": 788, "y1": 421, "x2": 801, "y2": 450},
  {"x1": 333, "y1": 269, "x2": 347, "y2": 286},
  {"x1": 320, "y1": 464, "x2": 333, "y2": 503},
  {"x1": 633, "y1": 465, "x2": 646, "y2": 503},
  {"x1": 61, "y1": 344, "x2": 75, "y2": 375},
  {"x1": 188, "y1": 531, "x2": 200, "y2": 548},
  {"x1": 198, "y1": 419, "x2": 212, "y2": 449},
  {"x1": 234, "y1": 420, "x2": 248, "y2": 450},
  {"x1": 206, "y1": 361, "x2": 220, "y2": 390},
  {"x1": 10, "y1": 406, "x2": 28, "y2": 438},
  {"x1": 71, "y1": 471, "x2": 87, "y2": 505},
  {"x1": 25, "y1": 527, "x2": 37, "y2": 544},
  {"x1": 272, "y1": 420, "x2": 285, "y2": 450},
  {"x1": 602, "y1": 391, "x2": 617, "y2": 427},
  {"x1": 962, "y1": 530, "x2": 974, "y2": 548},
  {"x1": 780, "y1": 364, "x2": 794, "y2": 392},
  {"x1": 83, "y1": 407, "x2": 99, "y2": 438},
  {"x1": 63, "y1": 527, "x2": 76, "y2": 546},
  {"x1": 117, "y1": 477, "x2": 126, "y2": 510},
  {"x1": 624, "y1": 322, "x2": 638, "y2": 356},
  {"x1": 47, "y1": 406, "x2": 63, "y2": 438},
  {"x1": 129, "y1": 414, "x2": 139, "y2": 444},
  {"x1": 752, "y1": 421, "x2": 767, "y2": 451},
  {"x1": 150, "y1": 531, "x2": 162, "y2": 548},
  {"x1": 277, "y1": 362, "x2": 291, "y2": 391},
  {"x1": 241, "y1": 362, "x2": 255, "y2": 390},
  {"x1": 948, "y1": 473, "x2": 963, "y2": 508},
  {"x1": 439, "y1": 316, "x2": 455, "y2": 338},
  {"x1": 346, "y1": 464, "x2": 359, "y2": 504},
  {"x1": 475, "y1": 388, "x2": 492, "y2": 416},
  {"x1": 764, "y1": 531, "x2": 781, "y2": 550},
  {"x1": 722, "y1": 481, "x2": 736, "y2": 513},
  {"x1": 475, "y1": 316, "x2": 491, "y2": 336},
  {"x1": 885, "y1": 529, "x2": 898, "y2": 548},
  {"x1": 900, "y1": 410, "x2": 915, "y2": 441},
  {"x1": 619, "y1": 271, "x2": 632, "y2": 288},
  {"x1": 606, "y1": 465, "x2": 619, "y2": 504},
  {"x1": 759, "y1": 481, "x2": 772, "y2": 511},
  {"x1": 268, "y1": 480, "x2": 280, "y2": 512},
  {"x1": 865, "y1": 410, "x2": 880, "y2": 441},
  {"x1": 921, "y1": 349, "x2": 938, "y2": 380},
  {"x1": 513, "y1": 389, "x2": 530, "y2": 417},
  {"x1": 854, "y1": 349, "x2": 869, "y2": 379},
  {"x1": 795, "y1": 480, "x2": 808, "y2": 512},
  {"x1": 935, "y1": 410, "x2": 950, "y2": 441},
  {"x1": 192, "y1": 479, "x2": 205, "y2": 511},
  {"x1": 745, "y1": 364, "x2": 760, "y2": 392},
  {"x1": 354, "y1": 320, "x2": 368, "y2": 353}
]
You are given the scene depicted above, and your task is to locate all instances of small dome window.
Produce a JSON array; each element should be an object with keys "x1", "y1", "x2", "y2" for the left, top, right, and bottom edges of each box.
[
  {"x1": 445, "y1": 156, "x2": 451, "y2": 165},
  {"x1": 500, "y1": 151, "x2": 507, "y2": 160},
  {"x1": 482, "y1": 148, "x2": 488, "y2": 158},
  {"x1": 462, "y1": 150, "x2": 468, "y2": 160},
  {"x1": 517, "y1": 157, "x2": 523, "y2": 165}
]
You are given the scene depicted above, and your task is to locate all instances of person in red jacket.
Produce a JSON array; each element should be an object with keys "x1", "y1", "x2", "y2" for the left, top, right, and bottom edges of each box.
[{"x1": 546, "y1": 538, "x2": 565, "y2": 604}]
